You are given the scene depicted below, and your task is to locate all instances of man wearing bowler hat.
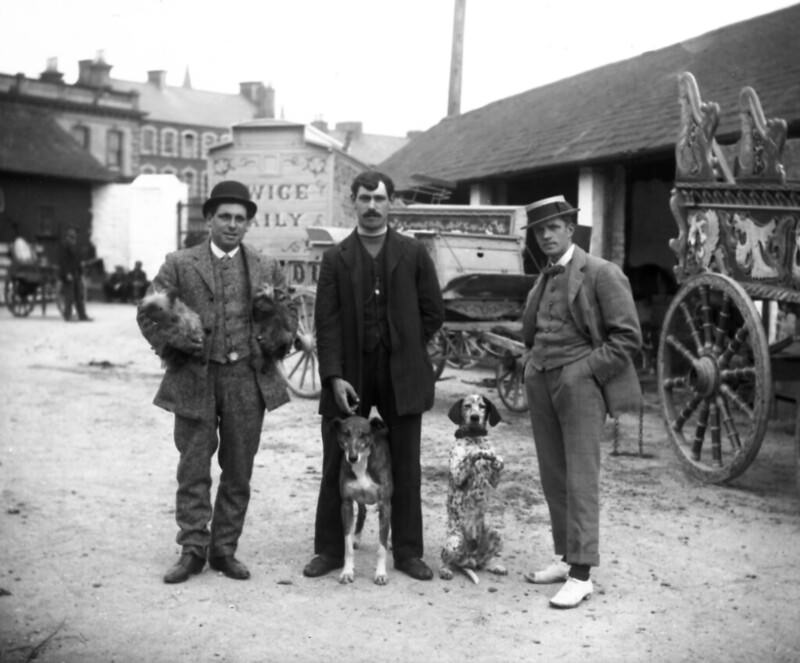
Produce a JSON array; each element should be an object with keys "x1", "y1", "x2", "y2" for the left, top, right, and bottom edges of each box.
[
  {"x1": 137, "y1": 180, "x2": 297, "y2": 583},
  {"x1": 520, "y1": 195, "x2": 641, "y2": 608}
]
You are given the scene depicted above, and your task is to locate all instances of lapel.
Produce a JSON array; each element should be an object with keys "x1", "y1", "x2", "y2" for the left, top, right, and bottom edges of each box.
[
  {"x1": 384, "y1": 227, "x2": 404, "y2": 279},
  {"x1": 189, "y1": 241, "x2": 215, "y2": 294},
  {"x1": 566, "y1": 244, "x2": 588, "y2": 327},
  {"x1": 241, "y1": 243, "x2": 261, "y2": 297},
  {"x1": 338, "y1": 231, "x2": 365, "y2": 346}
]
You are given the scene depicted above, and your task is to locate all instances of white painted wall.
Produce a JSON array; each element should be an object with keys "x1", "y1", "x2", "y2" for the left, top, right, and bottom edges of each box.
[{"x1": 92, "y1": 175, "x2": 186, "y2": 279}]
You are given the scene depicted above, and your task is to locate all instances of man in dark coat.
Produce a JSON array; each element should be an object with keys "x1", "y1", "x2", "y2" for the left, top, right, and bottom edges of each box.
[
  {"x1": 137, "y1": 180, "x2": 298, "y2": 584},
  {"x1": 59, "y1": 226, "x2": 91, "y2": 321},
  {"x1": 303, "y1": 170, "x2": 444, "y2": 581},
  {"x1": 521, "y1": 195, "x2": 642, "y2": 608}
]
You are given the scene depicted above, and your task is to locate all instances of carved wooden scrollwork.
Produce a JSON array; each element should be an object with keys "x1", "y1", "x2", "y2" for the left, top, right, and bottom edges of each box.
[
  {"x1": 735, "y1": 86, "x2": 788, "y2": 183},
  {"x1": 675, "y1": 72, "x2": 721, "y2": 181}
]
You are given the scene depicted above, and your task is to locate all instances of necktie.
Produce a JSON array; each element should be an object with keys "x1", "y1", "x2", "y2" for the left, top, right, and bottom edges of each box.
[{"x1": 541, "y1": 263, "x2": 565, "y2": 277}]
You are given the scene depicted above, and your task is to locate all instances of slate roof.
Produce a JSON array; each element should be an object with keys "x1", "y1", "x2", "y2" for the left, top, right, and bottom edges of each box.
[
  {"x1": 326, "y1": 129, "x2": 409, "y2": 166},
  {"x1": 380, "y1": 4, "x2": 800, "y2": 189},
  {"x1": 110, "y1": 78, "x2": 257, "y2": 127},
  {"x1": 0, "y1": 102, "x2": 117, "y2": 182}
]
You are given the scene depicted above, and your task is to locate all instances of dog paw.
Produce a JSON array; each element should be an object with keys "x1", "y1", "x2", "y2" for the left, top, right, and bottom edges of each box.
[
  {"x1": 339, "y1": 570, "x2": 355, "y2": 584},
  {"x1": 374, "y1": 572, "x2": 388, "y2": 586},
  {"x1": 439, "y1": 566, "x2": 454, "y2": 580}
]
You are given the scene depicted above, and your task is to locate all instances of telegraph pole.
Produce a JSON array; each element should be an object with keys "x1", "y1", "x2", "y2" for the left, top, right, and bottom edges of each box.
[{"x1": 447, "y1": 0, "x2": 466, "y2": 117}]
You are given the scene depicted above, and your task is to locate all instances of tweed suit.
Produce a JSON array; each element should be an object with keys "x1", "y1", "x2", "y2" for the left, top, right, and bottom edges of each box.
[
  {"x1": 138, "y1": 240, "x2": 297, "y2": 558},
  {"x1": 522, "y1": 244, "x2": 641, "y2": 566},
  {"x1": 311, "y1": 227, "x2": 444, "y2": 562}
]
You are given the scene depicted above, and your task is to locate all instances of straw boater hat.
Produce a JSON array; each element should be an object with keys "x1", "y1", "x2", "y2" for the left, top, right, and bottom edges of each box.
[
  {"x1": 522, "y1": 195, "x2": 579, "y2": 229},
  {"x1": 202, "y1": 180, "x2": 257, "y2": 219}
]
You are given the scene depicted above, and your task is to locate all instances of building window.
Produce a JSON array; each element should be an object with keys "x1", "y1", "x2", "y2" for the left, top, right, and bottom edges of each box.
[
  {"x1": 71, "y1": 125, "x2": 90, "y2": 149},
  {"x1": 181, "y1": 168, "x2": 197, "y2": 197},
  {"x1": 140, "y1": 164, "x2": 156, "y2": 175},
  {"x1": 182, "y1": 131, "x2": 198, "y2": 159},
  {"x1": 38, "y1": 205, "x2": 56, "y2": 238},
  {"x1": 161, "y1": 128, "x2": 178, "y2": 156},
  {"x1": 141, "y1": 126, "x2": 157, "y2": 154},
  {"x1": 107, "y1": 129, "x2": 123, "y2": 168},
  {"x1": 201, "y1": 132, "x2": 217, "y2": 157},
  {"x1": 162, "y1": 166, "x2": 177, "y2": 176},
  {"x1": 201, "y1": 171, "x2": 209, "y2": 198}
]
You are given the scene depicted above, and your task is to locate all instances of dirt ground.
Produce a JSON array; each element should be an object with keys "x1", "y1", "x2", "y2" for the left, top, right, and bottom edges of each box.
[{"x1": 1, "y1": 302, "x2": 799, "y2": 663}]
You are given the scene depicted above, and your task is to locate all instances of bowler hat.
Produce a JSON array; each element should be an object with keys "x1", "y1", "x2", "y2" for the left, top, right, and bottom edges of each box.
[
  {"x1": 522, "y1": 195, "x2": 579, "y2": 229},
  {"x1": 202, "y1": 180, "x2": 257, "y2": 219}
]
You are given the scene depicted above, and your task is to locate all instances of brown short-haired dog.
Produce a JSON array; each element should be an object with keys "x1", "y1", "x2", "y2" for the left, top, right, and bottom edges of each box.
[
  {"x1": 336, "y1": 416, "x2": 393, "y2": 585},
  {"x1": 440, "y1": 394, "x2": 506, "y2": 583}
]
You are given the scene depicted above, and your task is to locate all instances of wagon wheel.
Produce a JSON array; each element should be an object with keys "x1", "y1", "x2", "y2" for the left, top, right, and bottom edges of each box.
[
  {"x1": 445, "y1": 330, "x2": 485, "y2": 369},
  {"x1": 5, "y1": 279, "x2": 35, "y2": 317},
  {"x1": 657, "y1": 273, "x2": 771, "y2": 483},
  {"x1": 495, "y1": 351, "x2": 528, "y2": 412},
  {"x1": 427, "y1": 328, "x2": 448, "y2": 380},
  {"x1": 281, "y1": 287, "x2": 321, "y2": 398}
]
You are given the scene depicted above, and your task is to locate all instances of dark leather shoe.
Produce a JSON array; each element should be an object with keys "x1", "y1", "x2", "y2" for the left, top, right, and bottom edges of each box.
[
  {"x1": 163, "y1": 553, "x2": 205, "y2": 584},
  {"x1": 395, "y1": 557, "x2": 433, "y2": 581},
  {"x1": 302, "y1": 555, "x2": 342, "y2": 578},
  {"x1": 209, "y1": 555, "x2": 250, "y2": 580}
]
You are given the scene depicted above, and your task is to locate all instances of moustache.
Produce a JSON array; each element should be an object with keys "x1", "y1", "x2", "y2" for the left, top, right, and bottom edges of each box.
[{"x1": 364, "y1": 210, "x2": 382, "y2": 218}]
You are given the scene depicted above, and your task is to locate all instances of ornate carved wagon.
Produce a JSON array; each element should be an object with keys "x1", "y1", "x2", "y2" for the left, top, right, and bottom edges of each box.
[{"x1": 658, "y1": 72, "x2": 800, "y2": 483}]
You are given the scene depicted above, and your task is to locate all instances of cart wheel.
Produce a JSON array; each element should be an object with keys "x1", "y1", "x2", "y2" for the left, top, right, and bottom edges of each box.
[
  {"x1": 427, "y1": 328, "x2": 448, "y2": 380},
  {"x1": 495, "y1": 351, "x2": 528, "y2": 412},
  {"x1": 445, "y1": 330, "x2": 485, "y2": 369},
  {"x1": 5, "y1": 279, "x2": 35, "y2": 317},
  {"x1": 657, "y1": 273, "x2": 771, "y2": 483},
  {"x1": 281, "y1": 287, "x2": 321, "y2": 398}
]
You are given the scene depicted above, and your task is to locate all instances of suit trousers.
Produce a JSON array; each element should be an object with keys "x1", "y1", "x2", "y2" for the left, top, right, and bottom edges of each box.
[
  {"x1": 524, "y1": 357, "x2": 606, "y2": 566},
  {"x1": 172, "y1": 360, "x2": 265, "y2": 558},
  {"x1": 313, "y1": 343, "x2": 425, "y2": 562}
]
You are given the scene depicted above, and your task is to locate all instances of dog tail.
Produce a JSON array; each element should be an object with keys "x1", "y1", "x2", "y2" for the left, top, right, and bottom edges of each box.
[{"x1": 461, "y1": 568, "x2": 479, "y2": 584}]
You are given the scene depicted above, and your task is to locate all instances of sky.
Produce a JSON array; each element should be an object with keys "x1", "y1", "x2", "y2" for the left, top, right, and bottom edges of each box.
[{"x1": 1, "y1": 0, "x2": 797, "y2": 136}]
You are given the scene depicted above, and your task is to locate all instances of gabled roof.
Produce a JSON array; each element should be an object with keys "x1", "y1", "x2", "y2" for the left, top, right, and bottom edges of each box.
[
  {"x1": 381, "y1": 4, "x2": 800, "y2": 189},
  {"x1": 111, "y1": 78, "x2": 257, "y2": 127},
  {"x1": 0, "y1": 102, "x2": 116, "y2": 182},
  {"x1": 326, "y1": 129, "x2": 409, "y2": 166}
]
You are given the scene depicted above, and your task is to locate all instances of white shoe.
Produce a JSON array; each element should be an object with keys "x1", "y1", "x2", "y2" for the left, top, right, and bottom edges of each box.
[
  {"x1": 549, "y1": 577, "x2": 593, "y2": 609},
  {"x1": 524, "y1": 560, "x2": 569, "y2": 584}
]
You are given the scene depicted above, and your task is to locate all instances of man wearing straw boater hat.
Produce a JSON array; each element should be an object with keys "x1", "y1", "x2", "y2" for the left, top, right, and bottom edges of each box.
[{"x1": 520, "y1": 195, "x2": 642, "y2": 608}]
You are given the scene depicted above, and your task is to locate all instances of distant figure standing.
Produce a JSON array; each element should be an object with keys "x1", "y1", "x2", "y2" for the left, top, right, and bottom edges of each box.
[
  {"x1": 129, "y1": 260, "x2": 149, "y2": 301},
  {"x1": 59, "y1": 226, "x2": 91, "y2": 322}
]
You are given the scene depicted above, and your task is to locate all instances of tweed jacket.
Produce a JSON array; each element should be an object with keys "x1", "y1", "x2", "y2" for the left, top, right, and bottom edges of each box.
[
  {"x1": 315, "y1": 227, "x2": 444, "y2": 418},
  {"x1": 522, "y1": 244, "x2": 642, "y2": 416},
  {"x1": 137, "y1": 240, "x2": 297, "y2": 419}
]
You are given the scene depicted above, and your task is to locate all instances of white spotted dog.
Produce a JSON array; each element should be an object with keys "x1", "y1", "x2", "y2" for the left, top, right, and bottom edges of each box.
[
  {"x1": 440, "y1": 394, "x2": 506, "y2": 584},
  {"x1": 336, "y1": 416, "x2": 393, "y2": 585}
]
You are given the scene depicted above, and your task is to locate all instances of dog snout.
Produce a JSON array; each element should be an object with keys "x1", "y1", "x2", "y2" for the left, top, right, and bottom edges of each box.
[{"x1": 347, "y1": 451, "x2": 359, "y2": 464}]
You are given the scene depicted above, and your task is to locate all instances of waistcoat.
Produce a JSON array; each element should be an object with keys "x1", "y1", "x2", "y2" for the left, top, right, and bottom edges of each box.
[
  {"x1": 529, "y1": 270, "x2": 591, "y2": 370},
  {"x1": 209, "y1": 251, "x2": 252, "y2": 363},
  {"x1": 361, "y1": 242, "x2": 389, "y2": 352}
]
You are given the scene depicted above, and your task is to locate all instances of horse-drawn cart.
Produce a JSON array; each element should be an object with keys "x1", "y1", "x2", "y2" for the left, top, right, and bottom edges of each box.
[
  {"x1": 658, "y1": 72, "x2": 800, "y2": 483},
  {"x1": 2, "y1": 239, "x2": 64, "y2": 318}
]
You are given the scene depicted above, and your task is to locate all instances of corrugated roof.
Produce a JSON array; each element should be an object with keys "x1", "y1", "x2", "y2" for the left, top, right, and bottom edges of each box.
[
  {"x1": 0, "y1": 102, "x2": 117, "y2": 182},
  {"x1": 111, "y1": 78, "x2": 257, "y2": 127},
  {"x1": 380, "y1": 4, "x2": 800, "y2": 189}
]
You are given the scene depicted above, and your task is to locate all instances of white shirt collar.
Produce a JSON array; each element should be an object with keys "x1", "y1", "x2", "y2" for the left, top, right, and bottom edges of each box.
[
  {"x1": 552, "y1": 243, "x2": 575, "y2": 268},
  {"x1": 209, "y1": 241, "x2": 240, "y2": 260}
]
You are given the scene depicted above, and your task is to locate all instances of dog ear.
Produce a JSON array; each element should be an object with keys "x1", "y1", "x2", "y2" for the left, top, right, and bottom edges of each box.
[
  {"x1": 483, "y1": 397, "x2": 502, "y2": 427},
  {"x1": 447, "y1": 399, "x2": 464, "y2": 425}
]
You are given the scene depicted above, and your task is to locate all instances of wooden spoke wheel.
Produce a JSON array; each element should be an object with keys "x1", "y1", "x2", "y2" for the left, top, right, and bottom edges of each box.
[
  {"x1": 5, "y1": 278, "x2": 36, "y2": 317},
  {"x1": 657, "y1": 273, "x2": 771, "y2": 483},
  {"x1": 427, "y1": 329, "x2": 448, "y2": 380},
  {"x1": 495, "y1": 351, "x2": 528, "y2": 412},
  {"x1": 444, "y1": 330, "x2": 485, "y2": 369},
  {"x1": 281, "y1": 287, "x2": 321, "y2": 399}
]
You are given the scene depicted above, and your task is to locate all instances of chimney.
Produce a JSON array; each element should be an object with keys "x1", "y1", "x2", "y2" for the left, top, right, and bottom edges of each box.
[
  {"x1": 78, "y1": 51, "x2": 112, "y2": 88},
  {"x1": 39, "y1": 57, "x2": 64, "y2": 84},
  {"x1": 147, "y1": 70, "x2": 167, "y2": 90},
  {"x1": 447, "y1": 0, "x2": 466, "y2": 117},
  {"x1": 311, "y1": 119, "x2": 329, "y2": 133},
  {"x1": 239, "y1": 82, "x2": 275, "y2": 119}
]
